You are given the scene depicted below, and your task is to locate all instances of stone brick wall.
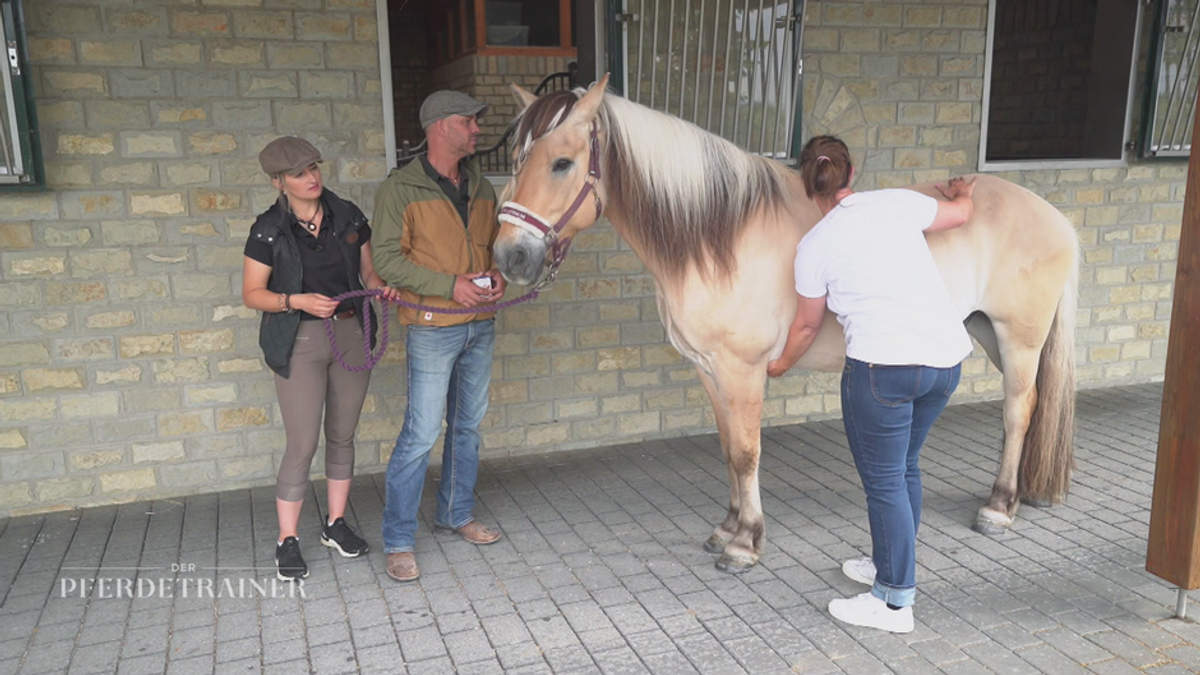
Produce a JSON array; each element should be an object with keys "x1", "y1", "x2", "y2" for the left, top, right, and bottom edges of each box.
[
  {"x1": 0, "y1": 0, "x2": 1187, "y2": 517},
  {"x1": 1, "y1": 0, "x2": 388, "y2": 515}
]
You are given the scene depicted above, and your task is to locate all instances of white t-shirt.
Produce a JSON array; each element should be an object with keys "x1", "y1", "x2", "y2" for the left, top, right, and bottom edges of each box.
[{"x1": 794, "y1": 189, "x2": 972, "y2": 368}]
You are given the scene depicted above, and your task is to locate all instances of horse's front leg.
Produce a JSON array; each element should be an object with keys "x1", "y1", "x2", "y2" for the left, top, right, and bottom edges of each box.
[
  {"x1": 698, "y1": 369, "x2": 739, "y2": 554},
  {"x1": 716, "y1": 424, "x2": 764, "y2": 574},
  {"x1": 699, "y1": 367, "x2": 766, "y2": 574},
  {"x1": 976, "y1": 345, "x2": 1040, "y2": 534},
  {"x1": 703, "y1": 457, "x2": 741, "y2": 555}
]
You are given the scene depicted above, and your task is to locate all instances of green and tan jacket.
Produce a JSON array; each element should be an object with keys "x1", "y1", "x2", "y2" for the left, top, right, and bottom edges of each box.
[{"x1": 372, "y1": 157, "x2": 498, "y2": 326}]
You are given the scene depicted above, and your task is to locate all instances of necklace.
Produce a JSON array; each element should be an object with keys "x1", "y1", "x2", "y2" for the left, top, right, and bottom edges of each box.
[{"x1": 296, "y1": 203, "x2": 322, "y2": 232}]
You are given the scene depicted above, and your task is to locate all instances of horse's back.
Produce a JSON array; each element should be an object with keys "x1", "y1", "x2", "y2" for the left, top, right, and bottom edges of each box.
[
  {"x1": 656, "y1": 172, "x2": 1077, "y2": 377},
  {"x1": 914, "y1": 175, "x2": 1078, "y2": 321}
]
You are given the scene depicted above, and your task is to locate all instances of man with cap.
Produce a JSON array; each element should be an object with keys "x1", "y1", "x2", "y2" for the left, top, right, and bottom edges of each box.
[
  {"x1": 374, "y1": 90, "x2": 508, "y2": 582},
  {"x1": 242, "y1": 136, "x2": 399, "y2": 581}
]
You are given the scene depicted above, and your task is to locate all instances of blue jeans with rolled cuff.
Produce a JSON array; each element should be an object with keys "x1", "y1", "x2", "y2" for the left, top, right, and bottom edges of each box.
[
  {"x1": 840, "y1": 357, "x2": 961, "y2": 608},
  {"x1": 382, "y1": 319, "x2": 495, "y2": 553}
]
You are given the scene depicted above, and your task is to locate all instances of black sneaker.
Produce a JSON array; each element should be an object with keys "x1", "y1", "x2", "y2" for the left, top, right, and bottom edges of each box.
[
  {"x1": 321, "y1": 517, "x2": 369, "y2": 558},
  {"x1": 275, "y1": 536, "x2": 309, "y2": 581}
]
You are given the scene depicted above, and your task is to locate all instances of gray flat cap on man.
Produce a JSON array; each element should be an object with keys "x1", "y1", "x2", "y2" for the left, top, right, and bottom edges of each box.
[
  {"x1": 420, "y1": 90, "x2": 488, "y2": 128},
  {"x1": 259, "y1": 136, "x2": 322, "y2": 176}
]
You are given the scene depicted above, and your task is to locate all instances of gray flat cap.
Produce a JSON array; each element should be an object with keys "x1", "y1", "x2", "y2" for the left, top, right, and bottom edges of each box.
[
  {"x1": 420, "y1": 90, "x2": 487, "y2": 128},
  {"x1": 259, "y1": 136, "x2": 322, "y2": 176}
]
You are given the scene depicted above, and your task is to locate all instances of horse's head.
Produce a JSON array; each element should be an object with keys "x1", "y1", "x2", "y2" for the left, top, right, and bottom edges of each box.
[{"x1": 495, "y1": 74, "x2": 610, "y2": 286}]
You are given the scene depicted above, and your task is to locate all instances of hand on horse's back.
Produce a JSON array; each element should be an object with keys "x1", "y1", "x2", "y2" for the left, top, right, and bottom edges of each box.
[
  {"x1": 929, "y1": 176, "x2": 977, "y2": 232},
  {"x1": 936, "y1": 176, "x2": 977, "y2": 202}
]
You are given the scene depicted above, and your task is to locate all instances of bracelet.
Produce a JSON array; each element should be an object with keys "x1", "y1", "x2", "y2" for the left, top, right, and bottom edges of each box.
[{"x1": 284, "y1": 294, "x2": 294, "y2": 313}]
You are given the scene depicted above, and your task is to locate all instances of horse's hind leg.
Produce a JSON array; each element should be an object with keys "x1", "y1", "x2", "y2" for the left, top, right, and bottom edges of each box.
[
  {"x1": 697, "y1": 369, "x2": 739, "y2": 554},
  {"x1": 698, "y1": 366, "x2": 765, "y2": 573},
  {"x1": 975, "y1": 330, "x2": 1042, "y2": 535}
]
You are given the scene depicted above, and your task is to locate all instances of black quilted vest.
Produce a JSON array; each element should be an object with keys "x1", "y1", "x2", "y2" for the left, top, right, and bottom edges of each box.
[{"x1": 249, "y1": 189, "x2": 376, "y2": 378}]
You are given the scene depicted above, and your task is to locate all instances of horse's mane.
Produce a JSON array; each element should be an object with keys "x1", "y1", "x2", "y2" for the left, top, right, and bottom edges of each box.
[{"x1": 513, "y1": 89, "x2": 792, "y2": 282}]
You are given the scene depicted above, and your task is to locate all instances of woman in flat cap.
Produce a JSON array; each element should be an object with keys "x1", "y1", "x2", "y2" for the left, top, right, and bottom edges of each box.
[{"x1": 242, "y1": 136, "x2": 397, "y2": 581}]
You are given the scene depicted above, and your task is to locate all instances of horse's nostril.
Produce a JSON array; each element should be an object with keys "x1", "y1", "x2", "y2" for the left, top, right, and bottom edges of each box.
[{"x1": 512, "y1": 249, "x2": 527, "y2": 269}]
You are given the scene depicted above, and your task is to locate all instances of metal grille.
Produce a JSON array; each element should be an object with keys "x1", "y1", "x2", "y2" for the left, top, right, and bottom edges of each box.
[
  {"x1": 0, "y1": 3, "x2": 25, "y2": 182},
  {"x1": 620, "y1": 0, "x2": 804, "y2": 160},
  {"x1": 1146, "y1": 0, "x2": 1200, "y2": 157}
]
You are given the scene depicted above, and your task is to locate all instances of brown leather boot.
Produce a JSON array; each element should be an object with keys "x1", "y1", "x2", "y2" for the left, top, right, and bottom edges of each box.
[
  {"x1": 437, "y1": 521, "x2": 501, "y2": 545},
  {"x1": 386, "y1": 552, "x2": 419, "y2": 582}
]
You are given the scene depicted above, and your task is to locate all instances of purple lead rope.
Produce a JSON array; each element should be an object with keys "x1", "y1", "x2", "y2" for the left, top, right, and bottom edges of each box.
[{"x1": 324, "y1": 287, "x2": 541, "y2": 372}]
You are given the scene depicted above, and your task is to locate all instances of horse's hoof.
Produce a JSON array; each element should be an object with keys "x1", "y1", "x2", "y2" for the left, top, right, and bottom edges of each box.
[
  {"x1": 973, "y1": 520, "x2": 1008, "y2": 536},
  {"x1": 973, "y1": 508, "x2": 1012, "y2": 536},
  {"x1": 702, "y1": 534, "x2": 727, "y2": 554},
  {"x1": 715, "y1": 554, "x2": 756, "y2": 575},
  {"x1": 1021, "y1": 497, "x2": 1053, "y2": 508}
]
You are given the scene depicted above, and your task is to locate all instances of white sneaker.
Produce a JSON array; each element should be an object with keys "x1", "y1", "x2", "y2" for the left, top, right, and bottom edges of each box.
[
  {"x1": 842, "y1": 557, "x2": 876, "y2": 586},
  {"x1": 828, "y1": 592, "x2": 914, "y2": 633}
]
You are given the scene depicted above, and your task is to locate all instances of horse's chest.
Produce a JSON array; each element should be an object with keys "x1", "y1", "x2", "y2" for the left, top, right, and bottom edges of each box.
[{"x1": 652, "y1": 305, "x2": 700, "y2": 370}]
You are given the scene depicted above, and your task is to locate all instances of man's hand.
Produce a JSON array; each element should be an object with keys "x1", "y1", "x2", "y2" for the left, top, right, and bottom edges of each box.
[
  {"x1": 486, "y1": 269, "x2": 507, "y2": 302},
  {"x1": 452, "y1": 274, "x2": 492, "y2": 308}
]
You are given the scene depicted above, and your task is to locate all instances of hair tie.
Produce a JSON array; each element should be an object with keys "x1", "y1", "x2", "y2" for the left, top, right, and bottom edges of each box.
[{"x1": 816, "y1": 155, "x2": 831, "y2": 163}]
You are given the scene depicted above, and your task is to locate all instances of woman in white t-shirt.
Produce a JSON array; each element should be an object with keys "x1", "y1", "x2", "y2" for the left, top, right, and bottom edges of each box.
[{"x1": 768, "y1": 135, "x2": 976, "y2": 633}]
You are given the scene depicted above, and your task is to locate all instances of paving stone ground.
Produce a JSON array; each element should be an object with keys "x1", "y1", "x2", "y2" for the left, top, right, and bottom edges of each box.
[{"x1": 1, "y1": 382, "x2": 1194, "y2": 674}]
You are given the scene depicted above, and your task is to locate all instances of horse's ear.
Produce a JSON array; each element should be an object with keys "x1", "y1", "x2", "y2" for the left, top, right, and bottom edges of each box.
[
  {"x1": 566, "y1": 73, "x2": 610, "y2": 126},
  {"x1": 510, "y1": 83, "x2": 538, "y2": 112}
]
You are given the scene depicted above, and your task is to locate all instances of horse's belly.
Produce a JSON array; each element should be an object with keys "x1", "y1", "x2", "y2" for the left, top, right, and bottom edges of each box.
[{"x1": 927, "y1": 236, "x2": 985, "y2": 319}]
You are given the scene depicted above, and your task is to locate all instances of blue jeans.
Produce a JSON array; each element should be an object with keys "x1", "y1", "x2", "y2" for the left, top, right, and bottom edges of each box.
[
  {"x1": 841, "y1": 357, "x2": 961, "y2": 608},
  {"x1": 382, "y1": 319, "x2": 495, "y2": 553}
]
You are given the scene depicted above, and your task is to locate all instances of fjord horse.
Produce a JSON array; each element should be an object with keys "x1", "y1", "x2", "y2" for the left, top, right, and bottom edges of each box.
[{"x1": 494, "y1": 76, "x2": 1078, "y2": 573}]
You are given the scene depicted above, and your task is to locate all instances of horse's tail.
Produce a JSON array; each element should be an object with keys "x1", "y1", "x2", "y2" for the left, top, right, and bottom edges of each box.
[{"x1": 1018, "y1": 250, "x2": 1078, "y2": 503}]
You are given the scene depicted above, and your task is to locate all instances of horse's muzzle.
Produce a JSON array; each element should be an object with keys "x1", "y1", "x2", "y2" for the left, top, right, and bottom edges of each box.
[{"x1": 494, "y1": 238, "x2": 546, "y2": 287}]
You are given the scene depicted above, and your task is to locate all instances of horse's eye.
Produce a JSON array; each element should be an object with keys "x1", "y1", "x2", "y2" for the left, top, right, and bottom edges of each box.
[{"x1": 553, "y1": 158, "x2": 573, "y2": 173}]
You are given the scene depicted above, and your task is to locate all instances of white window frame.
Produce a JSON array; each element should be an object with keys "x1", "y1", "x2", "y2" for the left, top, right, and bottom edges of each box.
[
  {"x1": 377, "y1": 0, "x2": 398, "y2": 171},
  {"x1": 978, "y1": 0, "x2": 1146, "y2": 172}
]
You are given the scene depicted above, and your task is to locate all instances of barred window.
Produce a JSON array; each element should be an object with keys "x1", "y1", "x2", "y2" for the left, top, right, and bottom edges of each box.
[
  {"x1": 0, "y1": 0, "x2": 42, "y2": 188},
  {"x1": 1143, "y1": 0, "x2": 1199, "y2": 158}
]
